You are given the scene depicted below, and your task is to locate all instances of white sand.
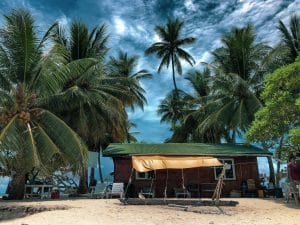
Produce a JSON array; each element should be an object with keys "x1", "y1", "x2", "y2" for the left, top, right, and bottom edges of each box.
[{"x1": 0, "y1": 198, "x2": 299, "y2": 225}]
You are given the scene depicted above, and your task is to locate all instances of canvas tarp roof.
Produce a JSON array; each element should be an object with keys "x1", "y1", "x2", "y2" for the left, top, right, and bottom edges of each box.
[{"x1": 132, "y1": 155, "x2": 223, "y2": 172}]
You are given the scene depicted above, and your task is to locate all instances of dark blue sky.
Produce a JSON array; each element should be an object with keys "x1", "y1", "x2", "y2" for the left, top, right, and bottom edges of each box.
[{"x1": 0, "y1": 0, "x2": 299, "y2": 143}]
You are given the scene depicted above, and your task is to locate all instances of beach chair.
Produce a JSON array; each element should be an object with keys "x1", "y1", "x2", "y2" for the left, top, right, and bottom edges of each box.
[
  {"x1": 139, "y1": 186, "x2": 155, "y2": 198},
  {"x1": 174, "y1": 187, "x2": 191, "y2": 198},
  {"x1": 90, "y1": 183, "x2": 107, "y2": 199},
  {"x1": 106, "y1": 183, "x2": 124, "y2": 198}
]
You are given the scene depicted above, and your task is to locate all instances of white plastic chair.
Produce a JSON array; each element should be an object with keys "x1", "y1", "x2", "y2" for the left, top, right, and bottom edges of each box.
[{"x1": 106, "y1": 183, "x2": 124, "y2": 198}]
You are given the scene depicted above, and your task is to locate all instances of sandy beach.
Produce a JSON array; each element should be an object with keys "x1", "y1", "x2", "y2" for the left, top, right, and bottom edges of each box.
[{"x1": 0, "y1": 198, "x2": 299, "y2": 225}]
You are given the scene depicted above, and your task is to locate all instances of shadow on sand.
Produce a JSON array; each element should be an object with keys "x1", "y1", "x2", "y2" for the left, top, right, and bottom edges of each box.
[{"x1": 0, "y1": 201, "x2": 69, "y2": 222}]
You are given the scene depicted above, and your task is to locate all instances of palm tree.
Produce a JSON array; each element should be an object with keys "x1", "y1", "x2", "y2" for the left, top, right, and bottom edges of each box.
[
  {"x1": 51, "y1": 22, "x2": 142, "y2": 190},
  {"x1": 167, "y1": 69, "x2": 226, "y2": 143},
  {"x1": 0, "y1": 9, "x2": 87, "y2": 199},
  {"x1": 51, "y1": 20, "x2": 109, "y2": 61},
  {"x1": 145, "y1": 18, "x2": 196, "y2": 95},
  {"x1": 278, "y1": 15, "x2": 300, "y2": 62},
  {"x1": 194, "y1": 25, "x2": 270, "y2": 143},
  {"x1": 108, "y1": 51, "x2": 152, "y2": 110},
  {"x1": 157, "y1": 88, "x2": 194, "y2": 132},
  {"x1": 52, "y1": 26, "x2": 149, "y2": 187},
  {"x1": 124, "y1": 120, "x2": 139, "y2": 143}
]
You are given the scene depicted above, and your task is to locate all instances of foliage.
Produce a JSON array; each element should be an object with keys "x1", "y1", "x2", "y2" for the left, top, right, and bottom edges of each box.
[
  {"x1": 278, "y1": 15, "x2": 300, "y2": 63},
  {"x1": 0, "y1": 10, "x2": 87, "y2": 178},
  {"x1": 157, "y1": 89, "x2": 192, "y2": 130},
  {"x1": 171, "y1": 25, "x2": 270, "y2": 143},
  {"x1": 246, "y1": 58, "x2": 300, "y2": 151}
]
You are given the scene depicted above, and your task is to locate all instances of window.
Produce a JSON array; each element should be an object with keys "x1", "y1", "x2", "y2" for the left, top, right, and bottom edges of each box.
[
  {"x1": 214, "y1": 158, "x2": 236, "y2": 180},
  {"x1": 136, "y1": 171, "x2": 156, "y2": 180}
]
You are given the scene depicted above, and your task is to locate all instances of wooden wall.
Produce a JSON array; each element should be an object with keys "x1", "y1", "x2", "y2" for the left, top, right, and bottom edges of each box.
[{"x1": 113, "y1": 156, "x2": 260, "y2": 197}]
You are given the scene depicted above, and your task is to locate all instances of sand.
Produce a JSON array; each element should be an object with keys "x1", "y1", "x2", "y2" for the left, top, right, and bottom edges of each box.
[{"x1": 0, "y1": 198, "x2": 299, "y2": 225}]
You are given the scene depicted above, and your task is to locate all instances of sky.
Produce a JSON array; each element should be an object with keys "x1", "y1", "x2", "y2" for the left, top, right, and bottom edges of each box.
[{"x1": 0, "y1": 0, "x2": 299, "y2": 143}]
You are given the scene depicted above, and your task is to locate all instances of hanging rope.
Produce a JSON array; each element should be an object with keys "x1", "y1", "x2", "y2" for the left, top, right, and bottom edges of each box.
[
  {"x1": 124, "y1": 168, "x2": 134, "y2": 200},
  {"x1": 164, "y1": 169, "x2": 169, "y2": 199},
  {"x1": 149, "y1": 170, "x2": 155, "y2": 193}
]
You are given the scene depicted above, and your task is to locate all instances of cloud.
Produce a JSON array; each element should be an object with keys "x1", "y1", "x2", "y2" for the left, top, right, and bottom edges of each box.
[{"x1": 113, "y1": 16, "x2": 126, "y2": 34}]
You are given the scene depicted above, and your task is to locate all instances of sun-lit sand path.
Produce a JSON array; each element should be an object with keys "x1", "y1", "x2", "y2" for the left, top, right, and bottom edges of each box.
[{"x1": 0, "y1": 198, "x2": 299, "y2": 225}]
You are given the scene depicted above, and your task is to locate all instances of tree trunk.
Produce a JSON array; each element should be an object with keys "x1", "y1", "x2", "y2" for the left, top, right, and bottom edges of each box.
[
  {"x1": 78, "y1": 168, "x2": 88, "y2": 194},
  {"x1": 8, "y1": 171, "x2": 26, "y2": 200},
  {"x1": 267, "y1": 156, "x2": 276, "y2": 186},
  {"x1": 275, "y1": 135, "x2": 284, "y2": 187},
  {"x1": 171, "y1": 53, "x2": 178, "y2": 95},
  {"x1": 89, "y1": 167, "x2": 96, "y2": 187},
  {"x1": 231, "y1": 130, "x2": 236, "y2": 144},
  {"x1": 98, "y1": 148, "x2": 104, "y2": 183}
]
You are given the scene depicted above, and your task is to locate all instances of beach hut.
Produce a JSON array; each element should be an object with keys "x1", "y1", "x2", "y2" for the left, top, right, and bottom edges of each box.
[{"x1": 103, "y1": 143, "x2": 272, "y2": 198}]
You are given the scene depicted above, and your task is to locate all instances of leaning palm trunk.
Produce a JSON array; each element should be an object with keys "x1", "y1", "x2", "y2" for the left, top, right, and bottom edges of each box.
[
  {"x1": 78, "y1": 168, "x2": 88, "y2": 194},
  {"x1": 7, "y1": 162, "x2": 27, "y2": 199},
  {"x1": 98, "y1": 148, "x2": 104, "y2": 183}
]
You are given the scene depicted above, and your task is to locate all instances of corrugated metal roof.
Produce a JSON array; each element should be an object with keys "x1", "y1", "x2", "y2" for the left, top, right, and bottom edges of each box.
[{"x1": 103, "y1": 143, "x2": 271, "y2": 157}]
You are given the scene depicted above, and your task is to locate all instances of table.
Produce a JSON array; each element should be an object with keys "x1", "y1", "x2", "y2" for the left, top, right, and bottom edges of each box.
[{"x1": 24, "y1": 184, "x2": 53, "y2": 199}]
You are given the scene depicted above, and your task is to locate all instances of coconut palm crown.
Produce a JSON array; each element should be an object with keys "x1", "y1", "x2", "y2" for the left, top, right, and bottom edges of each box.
[
  {"x1": 278, "y1": 15, "x2": 300, "y2": 62},
  {"x1": 145, "y1": 18, "x2": 196, "y2": 94},
  {"x1": 0, "y1": 9, "x2": 88, "y2": 199}
]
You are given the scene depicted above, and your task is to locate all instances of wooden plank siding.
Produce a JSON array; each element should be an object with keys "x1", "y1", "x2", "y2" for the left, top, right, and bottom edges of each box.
[{"x1": 113, "y1": 156, "x2": 260, "y2": 198}]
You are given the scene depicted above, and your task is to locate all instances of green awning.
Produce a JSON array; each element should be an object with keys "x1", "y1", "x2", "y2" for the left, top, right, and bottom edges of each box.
[{"x1": 103, "y1": 143, "x2": 271, "y2": 157}]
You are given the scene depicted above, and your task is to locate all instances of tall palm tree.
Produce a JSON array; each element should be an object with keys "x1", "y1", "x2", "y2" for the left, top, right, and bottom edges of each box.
[
  {"x1": 52, "y1": 26, "x2": 149, "y2": 187},
  {"x1": 167, "y1": 69, "x2": 226, "y2": 143},
  {"x1": 51, "y1": 22, "x2": 142, "y2": 190},
  {"x1": 195, "y1": 25, "x2": 270, "y2": 143},
  {"x1": 145, "y1": 18, "x2": 196, "y2": 95},
  {"x1": 0, "y1": 10, "x2": 87, "y2": 199},
  {"x1": 278, "y1": 15, "x2": 300, "y2": 62}
]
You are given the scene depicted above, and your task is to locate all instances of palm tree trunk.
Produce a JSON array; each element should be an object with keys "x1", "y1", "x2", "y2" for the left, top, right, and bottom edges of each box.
[
  {"x1": 78, "y1": 168, "x2": 88, "y2": 194},
  {"x1": 98, "y1": 147, "x2": 104, "y2": 183},
  {"x1": 89, "y1": 167, "x2": 96, "y2": 187},
  {"x1": 171, "y1": 53, "x2": 178, "y2": 95},
  {"x1": 231, "y1": 130, "x2": 236, "y2": 144},
  {"x1": 8, "y1": 170, "x2": 26, "y2": 200}
]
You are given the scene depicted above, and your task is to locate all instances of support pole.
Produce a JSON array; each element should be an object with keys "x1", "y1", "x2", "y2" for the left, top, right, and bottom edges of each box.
[{"x1": 212, "y1": 164, "x2": 226, "y2": 205}]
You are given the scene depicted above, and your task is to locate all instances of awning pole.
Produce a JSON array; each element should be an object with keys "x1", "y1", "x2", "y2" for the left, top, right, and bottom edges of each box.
[
  {"x1": 124, "y1": 168, "x2": 134, "y2": 200},
  {"x1": 164, "y1": 169, "x2": 169, "y2": 199}
]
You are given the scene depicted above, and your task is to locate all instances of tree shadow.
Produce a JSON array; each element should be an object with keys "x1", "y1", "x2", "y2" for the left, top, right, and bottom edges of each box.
[
  {"x1": 0, "y1": 204, "x2": 68, "y2": 222},
  {"x1": 263, "y1": 198, "x2": 300, "y2": 209}
]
